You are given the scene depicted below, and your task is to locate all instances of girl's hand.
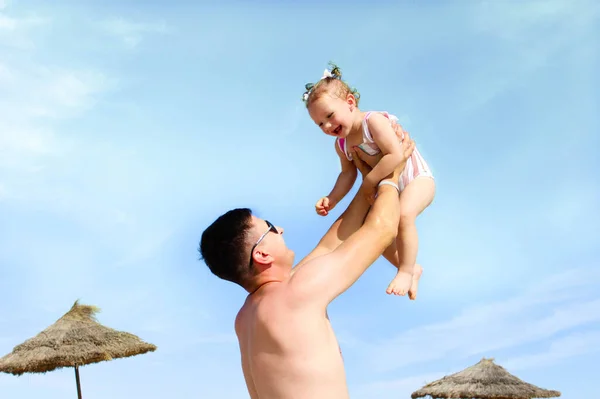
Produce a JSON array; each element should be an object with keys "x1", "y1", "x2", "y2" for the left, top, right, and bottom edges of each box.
[{"x1": 315, "y1": 196, "x2": 334, "y2": 216}]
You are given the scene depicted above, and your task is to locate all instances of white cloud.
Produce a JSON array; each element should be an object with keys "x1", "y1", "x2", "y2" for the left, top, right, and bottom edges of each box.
[
  {"x1": 100, "y1": 17, "x2": 167, "y2": 48},
  {"x1": 361, "y1": 267, "x2": 600, "y2": 373},
  {"x1": 0, "y1": 63, "x2": 113, "y2": 185},
  {"x1": 504, "y1": 329, "x2": 600, "y2": 371},
  {"x1": 461, "y1": 0, "x2": 600, "y2": 111},
  {"x1": 0, "y1": 64, "x2": 112, "y2": 122},
  {"x1": 0, "y1": 8, "x2": 33, "y2": 49},
  {"x1": 350, "y1": 327, "x2": 600, "y2": 399},
  {"x1": 0, "y1": 5, "x2": 48, "y2": 44},
  {"x1": 475, "y1": 0, "x2": 576, "y2": 40},
  {"x1": 0, "y1": 126, "x2": 61, "y2": 172},
  {"x1": 0, "y1": 8, "x2": 115, "y2": 183},
  {"x1": 0, "y1": 5, "x2": 162, "y2": 303},
  {"x1": 0, "y1": 13, "x2": 15, "y2": 30}
]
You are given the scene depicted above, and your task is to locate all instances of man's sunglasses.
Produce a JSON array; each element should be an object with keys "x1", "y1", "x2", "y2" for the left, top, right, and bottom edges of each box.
[{"x1": 248, "y1": 220, "x2": 279, "y2": 267}]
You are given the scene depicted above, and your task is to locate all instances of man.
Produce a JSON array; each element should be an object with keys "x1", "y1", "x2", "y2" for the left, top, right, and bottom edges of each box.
[{"x1": 199, "y1": 133, "x2": 415, "y2": 398}]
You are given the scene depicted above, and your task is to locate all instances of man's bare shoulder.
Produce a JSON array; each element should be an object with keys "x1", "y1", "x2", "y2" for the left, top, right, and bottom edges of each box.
[
  {"x1": 287, "y1": 255, "x2": 337, "y2": 305},
  {"x1": 290, "y1": 253, "x2": 329, "y2": 279}
]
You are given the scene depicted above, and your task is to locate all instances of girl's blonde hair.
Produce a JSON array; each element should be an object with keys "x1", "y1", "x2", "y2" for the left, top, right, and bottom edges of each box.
[{"x1": 302, "y1": 62, "x2": 360, "y2": 107}]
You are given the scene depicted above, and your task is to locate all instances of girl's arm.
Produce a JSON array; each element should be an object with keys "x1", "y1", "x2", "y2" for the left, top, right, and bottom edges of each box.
[
  {"x1": 327, "y1": 140, "x2": 358, "y2": 208},
  {"x1": 363, "y1": 113, "x2": 405, "y2": 189}
]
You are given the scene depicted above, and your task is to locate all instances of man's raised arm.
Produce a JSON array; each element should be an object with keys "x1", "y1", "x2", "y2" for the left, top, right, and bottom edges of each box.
[{"x1": 290, "y1": 175, "x2": 402, "y2": 306}]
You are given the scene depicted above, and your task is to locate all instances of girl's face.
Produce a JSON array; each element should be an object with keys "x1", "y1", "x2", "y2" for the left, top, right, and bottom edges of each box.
[{"x1": 307, "y1": 92, "x2": 356, "y2": 138}]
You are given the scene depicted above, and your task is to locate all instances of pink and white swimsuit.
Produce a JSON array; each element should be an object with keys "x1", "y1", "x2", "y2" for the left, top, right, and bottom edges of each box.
[{"x1": 336, "y1": 111, "x2": 434, "y2": 192}]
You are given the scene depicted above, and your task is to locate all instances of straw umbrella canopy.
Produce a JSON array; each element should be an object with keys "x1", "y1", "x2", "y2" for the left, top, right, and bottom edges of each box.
[
  {"x1": 411, "y1": 357, "x2": 561, "y2": 399},
  {"x1": 0, "y1": 300, "x2": 157, "y2": 399}
]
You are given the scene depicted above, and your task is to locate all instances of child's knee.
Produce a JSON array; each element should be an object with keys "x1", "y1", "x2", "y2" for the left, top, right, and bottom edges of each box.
[{"x1": 399, "y1": 210, "x2": 417, "y2": 227}]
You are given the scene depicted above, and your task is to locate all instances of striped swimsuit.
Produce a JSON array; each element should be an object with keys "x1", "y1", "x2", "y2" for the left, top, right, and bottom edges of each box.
[{"x1": 337, "y1": 111, "x2": 434, "y2": 191}]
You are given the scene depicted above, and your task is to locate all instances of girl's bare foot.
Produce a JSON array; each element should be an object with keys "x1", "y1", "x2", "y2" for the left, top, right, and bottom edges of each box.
[
  {"x1": 408, "y1": 264, "x2": 423, "y2": 300},
  {"x1": 386, "y1": 269, "x2": 413, "y2": 296}
]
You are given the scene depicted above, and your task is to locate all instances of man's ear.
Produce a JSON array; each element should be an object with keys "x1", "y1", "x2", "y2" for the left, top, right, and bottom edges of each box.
[{"x1": 251, "y1": 248, "x2": 274, "y2": 271}]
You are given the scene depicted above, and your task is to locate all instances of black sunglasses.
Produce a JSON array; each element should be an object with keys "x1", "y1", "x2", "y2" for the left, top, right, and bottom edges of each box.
[{"x1": 248, "y1": 220, "x2": 279, "y2": 267}]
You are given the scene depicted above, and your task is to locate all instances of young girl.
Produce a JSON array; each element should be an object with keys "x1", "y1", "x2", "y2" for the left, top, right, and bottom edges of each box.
[{"x1": 302, "y1": 63, "x2": 435, "y2": 300}]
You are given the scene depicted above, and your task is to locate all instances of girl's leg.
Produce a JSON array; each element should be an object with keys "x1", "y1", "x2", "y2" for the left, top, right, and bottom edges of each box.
[{"x1": 385, "y1": 176, "x2": 435, "y2": 298}]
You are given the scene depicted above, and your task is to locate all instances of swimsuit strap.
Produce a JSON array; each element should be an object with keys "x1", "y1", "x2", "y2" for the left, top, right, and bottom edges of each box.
[
  {"x1": 361, "y1": 111, "x2": 380, "y2": 143},
  {"x1": 337, "y1": 137, "x2": 352, "y2": 161},
  {"x1": 362, "y1": 111, "x2": 401, "y2": 142}
]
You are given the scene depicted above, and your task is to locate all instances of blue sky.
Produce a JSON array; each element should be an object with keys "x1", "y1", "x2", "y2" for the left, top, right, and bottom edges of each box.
[{"x1": 0, "y1": 0, "x2": 598, "y2": 398}]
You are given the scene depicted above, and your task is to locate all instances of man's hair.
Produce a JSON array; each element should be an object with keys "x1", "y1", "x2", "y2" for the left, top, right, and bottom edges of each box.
[{"x1": 199, "y1": 208, "x2": 254, "y2": 289}]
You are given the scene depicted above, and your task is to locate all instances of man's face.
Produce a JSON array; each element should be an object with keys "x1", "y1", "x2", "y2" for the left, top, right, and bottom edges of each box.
[{"x1": 249, "y1": 216, "x2": 294, "y2": 268}]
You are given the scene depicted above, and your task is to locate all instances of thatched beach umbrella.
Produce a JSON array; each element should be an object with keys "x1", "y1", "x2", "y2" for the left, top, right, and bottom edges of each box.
[
  {"x1": 411, "y1": 357, "x2": 561, "y2": 399},
  {"x1": 0, "y1": 300, "x2": 156, "y2": 399}
]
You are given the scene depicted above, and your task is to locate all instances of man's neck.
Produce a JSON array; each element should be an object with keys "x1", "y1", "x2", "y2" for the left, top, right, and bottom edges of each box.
[
  {"x1": 247, "y1": 262, "x2": 290, "y2": 295},
  {"x1": 248, "y1": 280, "x2": 278, "y2": 295}
]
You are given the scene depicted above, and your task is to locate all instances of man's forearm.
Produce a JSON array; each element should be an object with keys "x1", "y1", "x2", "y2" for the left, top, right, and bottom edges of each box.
[
  {"x1": 365, "y1": 153, "x2": 402, "y2": 187},
  {"x1": 362, "y1": 181, "x2": 401, "y2": 233}
]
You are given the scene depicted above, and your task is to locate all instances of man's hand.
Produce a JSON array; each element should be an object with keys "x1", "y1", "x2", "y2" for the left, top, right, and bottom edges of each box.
[
  {"x1": 389, "y1": 124, "x2": 415, "y2": 177},
  {"x1": 351, "y1": 150, "x2": 373, "y2": 179},
  {"x1": 360, "y1": 180, "x2": 377, "y2": 205},
  {"x1": 389, "y1": 130, "x2": 414, "y2": 182},
  {"x1": 315, "y1": 196, "x2": 335, "y2": 216},
  {"x1": 351, "y1": 129, "x2": 416, "y2": 185}
]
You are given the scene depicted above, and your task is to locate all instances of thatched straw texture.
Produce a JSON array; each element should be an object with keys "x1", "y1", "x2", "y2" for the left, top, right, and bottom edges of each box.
[
  {"x1": 0, "y1": 300, "x2": 156, "y2": 375},
  {"x1": 411, "y1": 358, "x2": 561, "y2": 399}
]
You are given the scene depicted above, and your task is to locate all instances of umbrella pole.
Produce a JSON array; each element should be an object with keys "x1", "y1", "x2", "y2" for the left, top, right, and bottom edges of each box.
[{"x1": 74, "y1": 365, "x2": 82, "y2": 399}]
